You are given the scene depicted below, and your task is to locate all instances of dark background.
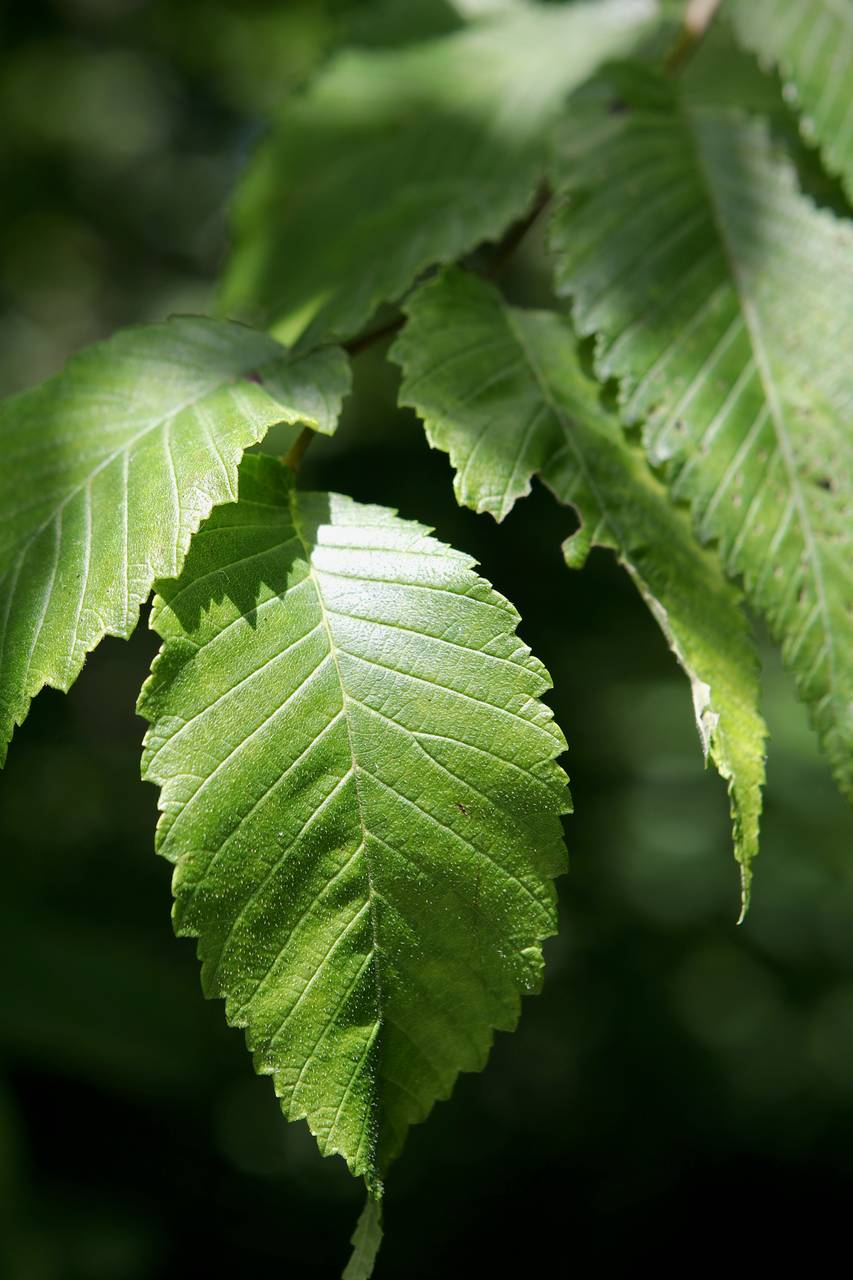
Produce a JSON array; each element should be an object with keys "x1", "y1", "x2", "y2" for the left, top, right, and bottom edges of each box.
[{"x1": 2, "y1": 2, "x2": 852, "y2": 1276}]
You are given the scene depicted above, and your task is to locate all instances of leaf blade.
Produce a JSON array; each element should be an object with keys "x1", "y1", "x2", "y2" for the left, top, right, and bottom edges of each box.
[
  {"x1": 727, "y1": 0, "x2": 853, "y2": 200},
  {"x1": 549, "y1": 61, "x2": 853, "y2": 800},
  {"x1": 0, "y1": 317, "x2": 349, "y2": 763},
  {"x1": 220, "y1": 0, "x2": 659, "y2": 346},
  {"x1": 138, "y1": 454, "x2": 569, "y2": 1183},
  {"x1": 393, "y1": 267, "x2": 767, "y2": 901},
  {"x1": 342, "y1": 1194, "x2": 383, "y2": 1280}
]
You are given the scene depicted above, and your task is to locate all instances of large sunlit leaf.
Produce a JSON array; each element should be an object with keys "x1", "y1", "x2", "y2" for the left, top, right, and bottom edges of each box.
[
  {"x1": 393, "y1": 267, "x2": 766, "y2": 904},
  {"x1": 0, "y1": 317, "x2": 350, "y2": 762},
  {"x1": 220, "y1": 0, "x2": 658, "y2": 346},
  {"x1": 138, "y1": 454, "x2": 568, "y2": 1194},
  {"x1": 549, "y1": 61, "x2": 853, "y2": 800},
  {"x1": 727, "y1": 0, "x2": 853, "y2": 200}
]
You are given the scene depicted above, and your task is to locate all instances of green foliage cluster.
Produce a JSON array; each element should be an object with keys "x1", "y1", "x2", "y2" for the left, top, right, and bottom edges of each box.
[{"x1": 1, "y1": 1, "x2": 850, "y2": 1274}]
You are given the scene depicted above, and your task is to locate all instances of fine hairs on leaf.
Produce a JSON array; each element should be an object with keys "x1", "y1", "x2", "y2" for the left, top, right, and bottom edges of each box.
[{"x1": 138, "y1": 454, "x2": 569, "y2": 1186}]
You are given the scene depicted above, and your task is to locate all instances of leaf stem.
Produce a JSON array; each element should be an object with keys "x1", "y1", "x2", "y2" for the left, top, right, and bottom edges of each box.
[
  {"x1": 339, "y1": 185, "x2": 552, "y2": 363},
  {"x1": 343, "y1": 315, "x2": 406, "y2": 358},
  {"x1": 283, "y1": 425, "x2": 316, "y2": 471},
  {"x1": 486, "y1": 180, "x2": 552, "y2": 278},
  {"x1": 664, "y1": 0, "x2": 724, "y2": 74},
  {"x1": 286, "y1": 185, "x2": 552, "y2": 473}
]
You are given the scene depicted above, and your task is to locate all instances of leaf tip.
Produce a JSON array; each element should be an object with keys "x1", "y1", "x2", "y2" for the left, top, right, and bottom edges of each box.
[{"x1": 736, "y1": 861, "x2": 752, "y2": 926}]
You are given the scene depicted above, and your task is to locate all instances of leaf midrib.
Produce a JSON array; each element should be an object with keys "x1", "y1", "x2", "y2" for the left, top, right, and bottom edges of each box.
[
  {"x1": 682, "y1": 98, "x2": 838, "y2": 709},
  {"x1": 287, "y1": 486, "x2": 384, "y2": 1165},
  {"x1": 502, "y1": 305, "x2": 636, "y2": 559},
  {"x1": 0, "y1": 354, "x2": 296, "y2": 575}
]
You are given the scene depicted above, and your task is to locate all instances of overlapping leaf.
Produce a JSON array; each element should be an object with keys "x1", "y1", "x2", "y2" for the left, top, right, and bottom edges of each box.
[
  {"x1": 342, "y1": 1197, "x2": 383, "y2": 1280},
  {"x1": 138, "y1": 454, "x2": 568, "y2": 1188},
  {"x1": 393, "y1": 267, "x2": 765, "y2": 902},
  {"x1": 727, "y1": 0, "x2": 853, "y2": 200},
  {"x1": 220, "y1": 0, "x2": 658, "y2": 346},
  {"x1": 0, "y1": 317, "x2": 349, "y2": 761},
  {"x1": 549, "y1": 62, "x2": 853, "y2": 800}
]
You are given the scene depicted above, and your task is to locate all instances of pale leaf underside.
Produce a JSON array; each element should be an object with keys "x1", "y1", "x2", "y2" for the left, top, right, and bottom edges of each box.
[
  {"x1": 0, "y1": 316, "x2": 350, "y2": 762},
  {"x1": 549, "y1": 62, "x2": 852, "y2": 799},
  {"x1": 220, "y1": 0, "x2": 658, "y2": 346},
  {"x1": 138, "y1": 455, "x2": 568, "y2": 1185},
  {"x1": 393, "y1": 268, "x2": 766, "y2": 900}
]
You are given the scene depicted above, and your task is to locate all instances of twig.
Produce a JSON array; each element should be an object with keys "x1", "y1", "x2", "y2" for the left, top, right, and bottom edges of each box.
[
  {"x1": 288, "y1": 184, "x2": 553, "y2": 470},
  {"x1": 486, "y1": 181, "x2": 552, "y2": 278},
  {"x1": 286, "y1": 317, "x2": 407, "y2": 469},
  {"x1": 664, "y1": 0, "x2": 724, "y2": 74},
  {"x1": 340, "y1": 186, "x2": 552, "y2": 359},
  {"x1": 342, "y1": 314, "x2": 405, "y2": 358}
]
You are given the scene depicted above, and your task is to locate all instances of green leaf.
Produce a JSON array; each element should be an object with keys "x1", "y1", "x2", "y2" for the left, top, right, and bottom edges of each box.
[
  {"x1": 220, "y1": 0, "x2": 659, "y2": 346},
  {"x1": 345, "y1": 0, "x2": 529, "y2": 52},
  {"x1": 549, "y1": 62, "x2": 853, "y2": 801},
  {"x1": 727, "y1": 0, "x2": 853, "y2": 200},
  {"x1": 342, "y1": 1194, "x2": 383, "y2": 1280},
  {"x1": 343, "y1": 0, "x2": 464, "y2": 49},
  {"x1": 138, "y1": 454, "x2": 568, "y2": 1188},
  {"x1": 393, "y1": 267, "x2": 766, "y2": 905},
  {"x1": 0, "y1": 317, "x2": 350, "y2": 763}
]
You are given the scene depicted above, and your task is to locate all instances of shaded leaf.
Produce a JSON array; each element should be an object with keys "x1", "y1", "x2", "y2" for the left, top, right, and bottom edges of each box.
[
  {"x1": 342, "y1": 1194, "x2": 383, "y2": 1280},
  {"x1": 0, "y1": 318, "x2": 349, "y2": 762},
  {"x1": 727, "y1": 0, "x2": 853, "y2": 200},
  {"x1": 549, "y1": 62, "x2": 853, "y2": 799},
  {"x1": 220, "y1": 0, "x2": 659, "y2": 345},
  {"x1": 393, "y1": 267, "x2": 766, "y2": 903}
]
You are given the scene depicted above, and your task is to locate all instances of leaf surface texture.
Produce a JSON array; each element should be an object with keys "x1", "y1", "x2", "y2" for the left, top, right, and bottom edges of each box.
[
  {"x1": 220, "y1": 0, "x2": 658, "y2": 345},
  {"x1": 0, "y1": 317, "x2": 349, "y2": 761},
  {"x1": 138, "y1": 455, "x2": 569, "y2": 1183},
  {"x1": 549, "y1": 63, "x2": 852, "y2": 799},
  {"x1": 728, "y1": 0, "x2": 853, "y2": 199},
  {"x1": 394, "y1": 268, "x2": 766, "y2": 899}
]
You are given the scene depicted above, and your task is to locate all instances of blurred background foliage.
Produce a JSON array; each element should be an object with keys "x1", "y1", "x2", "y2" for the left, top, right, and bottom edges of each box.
[{"x1": 1, "y1": 1, "x2": 852, "y2": 1276}]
